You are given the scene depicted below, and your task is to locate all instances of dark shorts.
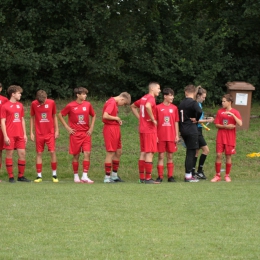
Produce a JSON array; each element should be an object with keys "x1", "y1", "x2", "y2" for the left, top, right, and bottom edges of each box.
[
  {"x1": 198, "y1": 128, "x2": 207, "y2": 148},
  {"x1": 182, "y1": 134, "x2": 199, "y2": 150}
]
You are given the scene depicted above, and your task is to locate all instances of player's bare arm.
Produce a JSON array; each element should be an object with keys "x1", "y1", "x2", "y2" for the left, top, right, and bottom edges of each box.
[
  {"x1": 30, "y1": 116, "x2": 35, "y2": 142},
  {"x1": 87, "y1": 114, "x2": 96, "y2": 136},
  {"x1": 223, "y1": 112, "x2": 242, "y2": 126},
  {"x1": 130, "y1": 103, "x2": 140, "y2": 120},
  {"x1": 22, "y1": 117, "x2": 27, "y2": 143},
  {"x1": 53, "y1": 114, "x2": 59, "y2": 139},
  {"x1": 103, "y1": 112, "x2": 122, "y2": 125},
  {"x1": 145, "y1": 102, "x2": 157, "y2": 125},
  {"x1": 58, "y1": 112, "x2": 76, "y2": 135},
  {"x1": 1, "y1": 117, "x2": 10, "y2": 145}
]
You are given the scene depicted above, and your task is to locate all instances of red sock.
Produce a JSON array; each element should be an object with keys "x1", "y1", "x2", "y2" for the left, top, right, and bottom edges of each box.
[
  {"x1": 72, "y1": 162, "x2": 79, "y2": 174},
  {"x1": 6, "y1": 158, "x2": 13, "y2": 178},
  {"x1": 18, "y1": 159, "x2": 25, "y2": 178},
  {"x1": 226, "y1": 163, "x2": 231, "y2": 176},
  {"x1": 51, "y1": 162, "x2": 57, "y2": 171},
  {"x1": 83, "y1": 160, "x2": 90, "y2": 172},
  {"x1": 105, "y1": 163, "x2": 111, "y2": 176},
  {"x1": 138, "y1": 160, "x2": 145, "y2": 180},
  {"x1": 157, "y1": 165, "x2": 164, "y2": 179},
  {"x1": 215, "y1": 162, "x2": 221, "y2": 176},
  {"x1": 145, "y1": 162, "x2": 153, "y2": 180},
  {"x1": 167, "y1": 163, "x2": 174, "y2": 178},
  {"x1": 112, "y1": 160, "x2": 119, "y2": 172},
  {"x1": 36, "y1": 163, "x2": 42, "y2": 174},
  {"x1": 0, "y1": 163, "x2": 2, "y2": 169}
]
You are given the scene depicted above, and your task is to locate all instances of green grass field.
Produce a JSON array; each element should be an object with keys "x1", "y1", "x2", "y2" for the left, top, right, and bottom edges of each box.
[{"x1": 0, "y1": 99, "x2": 259, "y2": 259}]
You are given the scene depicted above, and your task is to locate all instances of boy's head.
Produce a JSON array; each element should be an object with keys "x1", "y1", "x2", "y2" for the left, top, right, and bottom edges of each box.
[
  {"x1": 162, "y1": 88, "x2": 174, "y2": 103},
  {"x1": 7, "y1": 85, "x2": 23, "y2": 99},
  {"x1": 117, "y1": 92, "x2": 131, "y2": 106},
  {"x1": 148, "y1": 82, "x2": 161, "y2": 97},
  {"x1": 74, "y1": 87, "x2": 88, "y2": 97},
  {"x1": 36, "y1": 90, "x2": 47, "y2": 104}
]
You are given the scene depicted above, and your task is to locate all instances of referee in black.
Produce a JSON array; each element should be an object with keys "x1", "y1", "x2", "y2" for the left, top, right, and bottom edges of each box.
[{"x1": 179, "y1": 85, "x2": 202, "y2": 182}]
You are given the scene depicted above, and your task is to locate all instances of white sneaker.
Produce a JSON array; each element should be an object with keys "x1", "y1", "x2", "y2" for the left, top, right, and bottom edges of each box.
[
  {"x1": 74, "y1": 179, "x2": 82, "y2": 183},
  {"x1": 81, "y1": 177, "x2": 94, "y2": 184},
  {"x1": 104, "y1": 177, "x2": 115, "y2": 183}
]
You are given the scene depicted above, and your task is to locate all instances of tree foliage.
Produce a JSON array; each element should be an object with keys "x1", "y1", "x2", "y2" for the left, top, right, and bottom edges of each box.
[{"x1": 0, "y1": 0, "x2": 259, "y2": 103}]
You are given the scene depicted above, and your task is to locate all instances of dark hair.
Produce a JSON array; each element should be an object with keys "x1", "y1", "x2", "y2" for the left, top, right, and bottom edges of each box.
[
  {"x1": 0, "y1": 83, "x2": 2, "y2": 88},
  {"x1": 184, "y1": 84, "x2": 196, "y2": 93},
  {"x1": 223, "y1": 93, "x2": 233, "y2": 103},
  {"x1": 162, "y1": 88, "x2": 174, "y2": 96},
  {"x1": 74, "y1": 87, "x2": 88, "y2": 96},
  {"x1": 36, "y1": 90, "x2": 47, "y2": 104},
  {"x1": 196, "y1": 86, "x2": 207, "y2": 98},
  {"x1": 7, "y1": 85, "x2": 23, "y2": 98}
]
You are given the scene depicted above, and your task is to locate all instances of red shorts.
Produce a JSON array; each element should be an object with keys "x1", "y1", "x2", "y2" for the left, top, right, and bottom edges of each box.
[
  {"x1": 157, "y1": 141, "x2": 177, "y2": 153},
  {"x1": 216, "y1": 143, "x2": 236, "y2": 155},
  {"x1": 0, "y1": 129, "x2": 4, "y2": 150},
  {"x1": 35, "y1": 133, "x2": 55, "y2": 152},
  {"x1": 139, "y1": 133, "x2": 157, "y2": 153},
  {"x1": 103, "y1": 125, "x2": 121, "y2": 152},
  {"x1": 69, "y1": 131, "x2": 91, "y2": 155},
  {"x1": 3, "y1": 136, "x2": 26, "y2": 150}
]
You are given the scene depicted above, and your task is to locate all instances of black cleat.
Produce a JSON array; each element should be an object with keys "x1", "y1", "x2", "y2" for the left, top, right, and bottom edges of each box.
[
  {"x1": 168, "y1": 176, "x2": 176, "y2": 182},
  {"x1": 144, "y1": 179, "x2": 161, "y2": 184},
  {"x1": 111, "y1": 176, "x2": 124, "y2": 182},
  {"x1": 17, "y1": 176, "x2": 31, "y2": 182},
  {"x1": 156, "y1": 177, "x2": 163, "y2": 183},
  {"x1": 195, "y1": 171, "x2": 207, "y2": 180},
  {"x1": 9, "y1": 177, "x2": 16, "y2": 183}
]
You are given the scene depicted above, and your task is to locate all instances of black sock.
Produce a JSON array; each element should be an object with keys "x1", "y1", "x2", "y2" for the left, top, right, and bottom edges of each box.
[{"x1": 198, "y1": 154, "x2": 207, "y2": 172}]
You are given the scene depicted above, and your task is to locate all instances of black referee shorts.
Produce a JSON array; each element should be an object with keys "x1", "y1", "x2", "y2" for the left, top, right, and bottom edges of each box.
[{"x1": 198, "y1": 127, "x2": 207, "y2": 148}]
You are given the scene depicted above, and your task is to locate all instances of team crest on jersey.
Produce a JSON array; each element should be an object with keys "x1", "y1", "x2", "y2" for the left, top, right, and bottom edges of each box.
[
  {"x1": 78, "y1": 115, "x2": 84, "y2": 121},
  {"x1": 41, "y1": 113, "x2": 47, "y2": 119},
  {"x1": 16, "y1": 105, "x2": 20, "y2": 108},
  {"x1": 164, "y1": 116, "x2": 170, "y2": 123},
  {"x1": 169, "y1": 109, "x2": 173, "y2": 113},
  {"x1": 45, "y1": 104, "x2": 49, "y2": 108},
  {"x1": 223, "y1": 119, "x2": 228, "y2": 125},
  {"x1": 14, "y1": 113, "x2": 19, "y2": 119},
  {"x1": 83, "y1": 107, "x2": 86, "y2": 111}
]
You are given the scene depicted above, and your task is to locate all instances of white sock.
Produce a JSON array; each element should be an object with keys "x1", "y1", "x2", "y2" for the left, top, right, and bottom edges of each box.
[
  {"x1": 105, "y1": 175, "x2": 110, "y2": 179},
  {"x1": 185, "y1": 173, "x2": 192, "y2": 179},
  {"x1": 52, "y1": 170, "x2": 57, "y2": 176},
  {"x1": 82, "y1": 172, "x2": 88, "y2": 179},
  {"x1": 111, "y1": 171, "x2": 117, "y2": 177},
  {"x1": 37, "y1": 173, "x2": 42, "y2": 178},
  {"x1": 74, "y1": 174, "x2": 79, "y2": 180}
]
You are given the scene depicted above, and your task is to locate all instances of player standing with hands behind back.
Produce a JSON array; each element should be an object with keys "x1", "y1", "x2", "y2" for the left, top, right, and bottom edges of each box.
[
  {"x1": 30, "y1": 90, "x2": 59, "y2": 183},
  {"x1": 178, "y1": 84, "x2": 202, "y2": 182},
  {"x1": 211, "y1": 94, "x2": 242, "y2": 182},
  {"x1": 58, "y1": 87, "x2": 96, "y2": 183}
]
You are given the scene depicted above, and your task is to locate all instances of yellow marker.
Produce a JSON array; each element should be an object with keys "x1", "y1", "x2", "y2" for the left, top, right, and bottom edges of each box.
[{"x1": 201, "y1": 123, "x2": 210, "y2": 131}]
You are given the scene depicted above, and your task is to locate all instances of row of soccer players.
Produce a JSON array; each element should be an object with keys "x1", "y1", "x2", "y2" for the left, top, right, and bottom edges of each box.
[{"x1": 0, "y1": 82, "x2": 241, "y2": 183}]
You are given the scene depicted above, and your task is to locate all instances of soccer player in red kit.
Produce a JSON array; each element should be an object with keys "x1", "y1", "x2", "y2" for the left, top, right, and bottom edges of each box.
[
  {"x1": 131, "y1": 82, "x2": 161, "y2": 184},
  {"x1": 155, "y1": 88, "x2": 179, "y2": 182},
  {"x1": 1, "y1": 85, "x2": 31, "y2": 183},
  {"x1": 211, "y1": 94, "x2": 242, "y2": 182},
  {"x1": 102, "y1": 92, "x2": 131, "y2": 183},
  {"x1": 30, "y1": 90, "x2": 59, "y2": 183},
  {"x1": 0, "y1": 83, "x2": 8, "y2": 174},
  {"x1": 58, "y1": 87, "x2": 96, "y2": 183}
]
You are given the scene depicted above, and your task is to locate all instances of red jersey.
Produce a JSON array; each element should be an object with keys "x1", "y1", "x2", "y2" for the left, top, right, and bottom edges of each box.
[
  {"x1": 30, "y1": 99, "x2": 57, "y2": 136},
  {"x1": 1, "y1": 100, "x2": 25, "y2": 137},
  {"x1": 60, "y1": 101, "x2": 95, "y2": 131},
  {"x1": 102, "y1": 98, "x2": 119, "y2": 125},
  {"x1": 0, "y1": 95, "x2": 8, "y2": 107},
  {"x1": 214, "y1": 108, "x2": 242, "y2": 146},
  {"x1": 134, "y1": 94, "x2": 157, "y2": 134},
  {"x1": 156, "y1": 103, "x2": 179, "y2": 141}
]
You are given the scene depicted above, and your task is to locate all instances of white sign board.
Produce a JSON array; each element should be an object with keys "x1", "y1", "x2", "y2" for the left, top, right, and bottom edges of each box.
[{"x1": 235, "y1": 93, "x2": 248, "y2": 106}]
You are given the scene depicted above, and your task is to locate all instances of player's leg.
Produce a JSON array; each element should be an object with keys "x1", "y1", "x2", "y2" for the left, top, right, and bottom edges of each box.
[
  {"x1": 166, "y1": 141, "x2": 176, "y2": 182},
  {"x1": 156, "y1": 140, "x2": 165, "y2": 182},
  {"x1": 17, "y1": 148, "x2": 30, "y2": 182},
  {"x1": 5, "y1": 149, "x2": 15, "y2": 182},
  {"x1": 47, "y1": 134, "x2": 58, "y2": 182},
  {"x1": 211, "y1": 143, "x2": 223, "y2": 182},
  {"x1": 192, "y1": 149, "x2": 199, "y2": 177},
  {"x1": 72, "y1": 153, "x2": 81, "y2": 183},
  {"x1": 224, "y1": 154, "x2": 232, "y2": 182},
  {"x1": 34, "y1": 151, "x2": 43, "y2": 182},
  {"x1": 81, "y1": 134, "x2": 93, "y2": 183},
  {"x1": 138, "y1": 133, "x2": 146, "y2": 182},
  {"x1": 104, "y1": 151, "x2": 116, "y2": 183},
  {"x1": 195, "y1": 145, "x2": 209, "y2": 180}
]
